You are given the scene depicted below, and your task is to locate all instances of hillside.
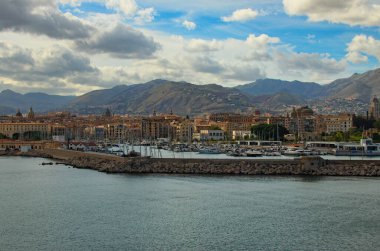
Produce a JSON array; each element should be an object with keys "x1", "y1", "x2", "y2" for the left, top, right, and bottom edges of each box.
[
  {"x1": 1, "y1": 67, "x2": 379, "y2": 116},
  {"x1": 237, "y1": 79, "x2": 324, "y2": 99},
  {"x1": 67, "y1": 80, "x2": 255, "y2": 115},
  {"x1": 323, "y1": 68, "x2": 380, "y2": 101}
]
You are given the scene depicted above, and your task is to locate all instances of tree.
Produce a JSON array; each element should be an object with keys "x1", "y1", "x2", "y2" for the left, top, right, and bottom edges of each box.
[
  {"x1": 373, "y1": 120, "x2": 380, "y2": 130},
  {"x1": 334, "y1": 131, "x2": 344, "y2": 142},
  {"x1": 354, "y1": 116, "x2": 375, "y2": 130},
  {"x1": 251, "y1": 124, "x2": 289, "y2": 141},
  {"x1": 0, "y1": 133, "x2": 8, "y2": 139},
  {"x1": 12, "y1": 133, "x2": 20, "y2": 140}
]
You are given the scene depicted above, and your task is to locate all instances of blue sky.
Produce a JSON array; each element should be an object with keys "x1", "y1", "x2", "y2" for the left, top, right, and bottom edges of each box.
[{"x1": 0, "y1": 0, "x2": 380, "y2": 95}]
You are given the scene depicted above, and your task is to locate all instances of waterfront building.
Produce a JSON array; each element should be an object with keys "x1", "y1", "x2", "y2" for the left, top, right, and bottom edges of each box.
[
  {"x1": 208, "y1": 113, "x2": 254, "y2": 140},
  {"x1": 315, "y1": 114, "x2": 354, "y2": 134},
  {"x1": 141, "y1": 116, "x2": 175, "y2": 140},
  {"x1": 0, "y1": 122, "x2": 51, "y2": 140},
  {"x1": 232, "y1": 130, "x2": 252, "y2": 140},
  {"x1": 284, "y1": 106, "x2": 316, "y2": 140},
  {"x1": 176, "y1": 120, "x2": 194, "y2": 143},
  {"x1": 197, "y1": 129, "x2": 225, "y2": 141},
  {"x1": 0, "y1": 139, "x2": 58, "y2": 150}
]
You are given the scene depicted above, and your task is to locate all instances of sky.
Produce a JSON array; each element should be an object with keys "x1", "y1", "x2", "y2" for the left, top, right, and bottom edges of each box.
[{"x1": 0, "y1": 0, "x2": 380, "y2": 95}]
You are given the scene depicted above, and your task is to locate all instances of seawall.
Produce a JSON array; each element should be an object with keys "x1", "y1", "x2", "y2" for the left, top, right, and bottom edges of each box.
[{"x1": 2, "y1": 149, "x2": 380, "y2": 176}]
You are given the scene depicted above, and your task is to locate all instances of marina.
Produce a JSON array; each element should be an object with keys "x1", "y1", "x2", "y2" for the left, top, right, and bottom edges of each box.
[{"x1": 73, "y1": 138, "x2": 380, "y2": 161}]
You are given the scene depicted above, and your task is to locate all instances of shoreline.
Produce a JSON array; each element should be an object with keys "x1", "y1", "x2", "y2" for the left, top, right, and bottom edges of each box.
[{"x1": 1, "y1": 149, "x2": 380, "y2": 176}]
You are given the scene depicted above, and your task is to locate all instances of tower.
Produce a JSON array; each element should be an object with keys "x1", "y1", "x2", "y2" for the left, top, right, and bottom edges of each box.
[
  {"x1": 104, "y1": 108, "x2": 112, "y2": 117},
  {"x1": 27, "y1": 107, "x2": 35, "y2": 119},
  {"x1": 369, "y1": 96, "x2": 380, "y2": 120}
]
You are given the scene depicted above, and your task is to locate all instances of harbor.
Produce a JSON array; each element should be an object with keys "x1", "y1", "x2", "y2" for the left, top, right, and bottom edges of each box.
[{"x1": 64, "y1": 138, "x2": 380, "y2": 161}]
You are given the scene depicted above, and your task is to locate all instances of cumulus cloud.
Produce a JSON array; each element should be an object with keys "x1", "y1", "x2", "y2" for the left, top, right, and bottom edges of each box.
[
  {"x1": 225, "y1": 64, "x2": 266, "y2": 81},
  {"x1": 63, "y1": 0, "x2": 156, "y2": 24},
  {"x1": 184, "y1": 39, "x2": 223, "y2": 52},
  {"x1": 189, "y1": 56, "x2": 225, "y2": 74},
  {"x1": 105, "y1": 0, "x2": 138, "y2": 16},
  {"x1": 0, "y1": 42, "x2": 98, "y2": 82},
  {"x1": 135, "y1": 8, "x2": 156, "y2": 24},
  {"x1": 182, "y1": 20, "x2": 197, "y2": 30},
  {"x1": 283, "y1": 0, "x2": 380, "y2": 27},
  {"x1": 274, "y1": 51, "x2": 346, "y2": 81},
  {"x1": 0, "y1": 0, "x2": 94, "y2": 39},
  {"x1": 0, "y1": 42, "x2": 104, "y2": 94},
  {"x1": 75, "y1": 24, "x2": 160, "y2": 58},
  {"x1": 242, "y1": 34, "x2": 280, "y2": 61},
  {"x1": 222, "y1": 8, "x2": 259, "y2": 22},
  {"x1": 346, "y1": 35, "x2": 380, "y2": 63}
]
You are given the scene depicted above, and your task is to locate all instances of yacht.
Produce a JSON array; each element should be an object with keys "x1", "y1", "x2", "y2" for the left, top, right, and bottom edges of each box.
[
  {"x1": 198, "y1": 147, "x2": 222, "y2": 154},
  {"x1": 244, "y1": 150, "x2": 263, "y2": 157},
  {"x1": 283, "y1": 148, "x2": 306, "y2": 156},
  {"x1": 333, "y1": 138, "x2": 380, "y2": 156}
]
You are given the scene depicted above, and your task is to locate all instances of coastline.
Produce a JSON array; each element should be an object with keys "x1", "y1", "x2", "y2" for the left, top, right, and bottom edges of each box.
[{"x1": 1, "y1": 149, "x2": 380, "y2": 176}]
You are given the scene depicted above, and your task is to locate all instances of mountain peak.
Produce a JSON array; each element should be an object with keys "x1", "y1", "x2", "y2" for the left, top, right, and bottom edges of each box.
[{"x1": 1, "y1": 89, "x2": 19, "y2": 95}]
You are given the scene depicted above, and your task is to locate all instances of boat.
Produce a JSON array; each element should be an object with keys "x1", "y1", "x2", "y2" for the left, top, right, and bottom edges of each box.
[
  {"x1": 198, "y1": 147, "x2": 222, "y2": 154},
  {"x1": 264, "y1": 151, "x2": 281, "y2": 157},
  {"x1": 244, "y1": 150, "x2": 263, "y2": 157},
  {"x1": 333, "y1": 138, "x2": 380, "y2": 156},
  {"x1": 283, "y1": 148, "x2": 307, "y2": 156}
]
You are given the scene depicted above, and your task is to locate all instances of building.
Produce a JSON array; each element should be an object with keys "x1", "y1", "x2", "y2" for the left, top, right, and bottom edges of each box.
[
  {"x1": 0, "y1": 139, "x2": 58, "y2": 150},
  {"x1": 315, "y1": 114, "x2": 354, "y2": 134},
  {"x1": 176, "y1": 120, "x2": 194, "y2": 143},
  {"x1": 208, "y1": 113, "x2": 254, "y2": 139},
  {"x1": 0, "y1": 123, "x2": 51, "y2": 140},
  {"x1": 141, "y1": 116, "x2": 175, "y2": 140},
  {"x1": 284, "y1": 107, "x2": 316, "y2": 140},
  {"x1": 197, "y1": 129, "x2": 225, "y2": 141},
  {"x1": 369, "y1": 96, "x2": 380, "y2": 119},
  {"x1": 232, "y1": 130, "x2": 252, "y2": 140}
]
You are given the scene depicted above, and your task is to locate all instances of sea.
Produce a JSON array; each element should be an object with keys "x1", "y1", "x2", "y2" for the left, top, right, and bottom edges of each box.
[{"x1": 0, "y1": 157, "x2": 379, "y2": 250}]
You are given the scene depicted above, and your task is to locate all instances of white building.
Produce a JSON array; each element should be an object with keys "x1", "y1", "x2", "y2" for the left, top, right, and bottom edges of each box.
[
  {"x1": 199, "y1": 130, "x2": 225, "y2": 141},
  {"x1": 232, "y1": 130, "x2": 252, "y2": 140}
]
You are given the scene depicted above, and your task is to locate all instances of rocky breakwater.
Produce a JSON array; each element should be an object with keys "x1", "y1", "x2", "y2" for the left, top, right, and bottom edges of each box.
[
  {"x1": 62, "y1": 155, "x2": 380, "y2": 176},
  {"x1": 3, "y1": 150, "x2": 380, "y2": 176}
]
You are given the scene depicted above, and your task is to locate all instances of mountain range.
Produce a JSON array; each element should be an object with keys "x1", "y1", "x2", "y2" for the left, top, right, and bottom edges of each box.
[
  {"x1": 0, "y1": 90, "x2": 75, "y2": 114},
  {"x1": 0, "y1": 68, "x2": 379, "y2": 116}
]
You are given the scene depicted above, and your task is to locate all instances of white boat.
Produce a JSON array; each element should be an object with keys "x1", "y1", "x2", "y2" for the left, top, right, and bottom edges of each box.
[
  {"x1": 333, "y1": 138, "x2": 380, "y2": 156},
  {"x1": 245, "y1": 150, "x2": 263, "y2": 157},
  {"x1": 283, "y1": 148, "x2": 305, "y2": 156},
  {"x1": 199, "y1": 148, "x2": 222, "y2": 154}
]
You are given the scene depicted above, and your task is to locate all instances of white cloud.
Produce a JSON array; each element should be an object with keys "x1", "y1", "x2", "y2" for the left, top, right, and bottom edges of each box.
[
  {"x1": 184, "y1": 39, "x2": 222, "y2": 52},
  {"x1": 283, "y1": 0, "x2": 380, "y2": 27},
  {"x1": 58, "y1": 0, "x2": 81, "y2": 7},
  {"x1": 246, "y1": 34, "x2": 280, "y2": 47},
  {"x1": 222, "y1": 8, "x2": 259, "y2": 22},
  {"x1": 105, "y1": 0, "x2": 138, "y2": 16},
  {"x1": 346, "y1": 35, "x2": 380, "y2": 63},
  {"x1": 135, "y1": 8, "x2": 156, "y2": 24},
  {"x1": 182, "y1": 20, "x2": 197, "y2": 30}
]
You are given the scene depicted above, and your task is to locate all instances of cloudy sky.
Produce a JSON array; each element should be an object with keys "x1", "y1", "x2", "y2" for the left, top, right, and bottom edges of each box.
[{"x1": 0, "y1": 0, "x2": 379, "y2": 95}]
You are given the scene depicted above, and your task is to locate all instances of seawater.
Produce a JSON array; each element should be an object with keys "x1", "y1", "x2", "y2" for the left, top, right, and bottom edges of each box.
[{"x1": 0, "y1": 157, "x2": 379, "y2": 251}]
